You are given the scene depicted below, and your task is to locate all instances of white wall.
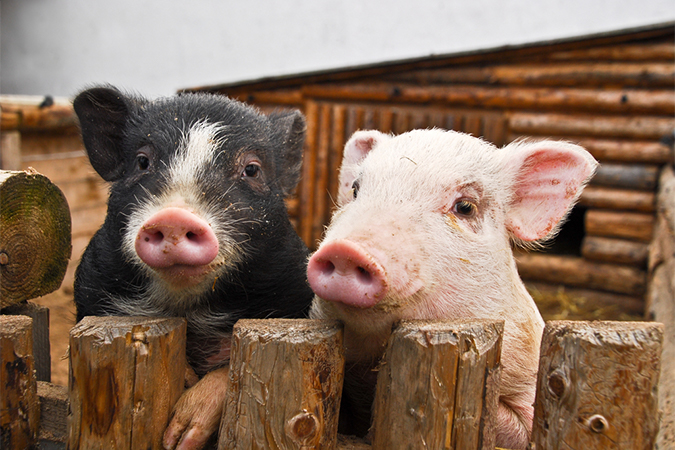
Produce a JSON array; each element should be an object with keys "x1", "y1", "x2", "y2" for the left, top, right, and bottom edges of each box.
[{"x1": 1, "y1": 0, "x2": 673, "y2": 98}]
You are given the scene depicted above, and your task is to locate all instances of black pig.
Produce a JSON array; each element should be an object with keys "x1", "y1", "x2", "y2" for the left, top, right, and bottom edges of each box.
[{"x1": 72, "y1": 86, "x2": 314, "y2": 449}]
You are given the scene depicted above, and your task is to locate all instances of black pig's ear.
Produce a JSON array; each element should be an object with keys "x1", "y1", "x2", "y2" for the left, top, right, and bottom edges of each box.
[
  {"x1": 73, "y1": 86, "x2": 141, "y2": 181},
  {"x1": 269, "y1": 110, "x2": 306, "y2": 196}
]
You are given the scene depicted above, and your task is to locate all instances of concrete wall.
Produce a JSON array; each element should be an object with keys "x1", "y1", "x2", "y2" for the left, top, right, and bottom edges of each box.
[{"x1": 1, "y1": 0, "x2": 674, "y2": 98}]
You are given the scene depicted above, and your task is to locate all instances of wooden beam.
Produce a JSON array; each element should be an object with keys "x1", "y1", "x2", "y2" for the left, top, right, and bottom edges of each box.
[
  {"x1": 516, "y1": 253, "x2": 646, "y2": 296},
  {"x1": 579, "y1": 185, "x2": 655, "y2": 212},
  {"x1": 531, "y1": 321, "x2": 663, "y2": 449},
  {"x1": 372, "y1": 320, "x2": 503, "y2": 450},
  {"x1": 219, "y1": 319, "x2": 344, "y2": 450},
  {"x1": 585, "y1": 209, "x2": 655, "y2": 242},
  {"x1": 0, "y1": 315, "x2": 39, "y2": 448},
  {"x1": 576, "y1": 138, "x2": 672, "y2": 164},
  {"x1": 0, "y1": 170, "x2": 72, "y2": 307},
  {"x1": 68, "y1": 316, "x2": 187, "y2": 449},
  {"x1": 509, "y1": 112, "x2": 675, "y2": 140},
  {"x1": 590, "y1": 163, "x2": 659, "y2": 191},
  {"x1": 581, "y1": 236, "x2": 649, "y2": 266},
  {"x1": 302, "y1": 83, "x2": 675, "y2": 115}
]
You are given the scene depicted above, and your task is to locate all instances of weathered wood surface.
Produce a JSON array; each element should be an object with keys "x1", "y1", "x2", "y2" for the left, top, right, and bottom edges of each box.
[
  {"x1": 531, "y1": 321, "x2": 663, "y2": 449},
  {"x1": 303, "y1": 83, "x2": 674, "y2": 115},
  {"x1": 0, "y1": 130, "x2": 22, "y2": 170},
  {"x1": 576, "y1": 139, "x2": 672, "y2": 164},
  {"x1": 219, "y1": 319, "x2": 344, "y2": 450},
  {"x1": 385, "y1": 62, "x2": 675, "y2": 87},
  {"x1": 371, "y1": 320, "x2": 503, "y2": 450},
  {"x1": 509, "y1": 113, "x2": 674, "y2": 140},
  {"x1": 37, "y1": 381, "x2": 68, "y2": 446},
  {"x1": 2, "y1": 301, "x2": 51, "y2": 382},
  {"x1": 516, "y1": 253, "x2": 646, "y2": 296},
  {"x1": 0, "y1": 315, "x2": 39, "y2": 449},
  {"x1": 581, "y1": 236, "x2": 649, "y2": 267},
  {"x1": 579, "y1": 186, "x2": 655, "y2": 212},
  {"x1": 585, "y1": 209, "x2": 655, "y2": 242},
  {"x1": 68, "y1": 316, "x2": 187, "y2": 450},
  {"x1": 0, "y1": 101, "x2": 78, "y2": 133},
  {"x1": 0, "y1": 170, "x2": 72, "y2": 307},
  {"x1": 526, "y1": 282, "x2": 644, "y2": 317},
  {"x1": 590, "y1": 163, "x2": 659, "y2": 191}
]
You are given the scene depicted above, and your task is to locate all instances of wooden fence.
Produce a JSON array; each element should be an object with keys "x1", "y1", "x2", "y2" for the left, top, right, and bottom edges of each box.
[{"x1": 0, "y1": 169, "x2": 666, "y2": 449}]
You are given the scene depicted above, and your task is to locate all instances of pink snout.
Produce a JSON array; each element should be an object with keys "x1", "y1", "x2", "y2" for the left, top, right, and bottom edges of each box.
[
  {"x1": 307, "y1": 239, "x2": 388, "y2": 308},
  {"x1": 135, "y1": 207, "x2": 219, "y2": 272}
]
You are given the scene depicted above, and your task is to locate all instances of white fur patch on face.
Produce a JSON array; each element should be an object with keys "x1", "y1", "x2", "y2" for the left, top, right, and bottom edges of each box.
[{"x1": 169, "y1": 121, "x2": 226, "y2": 188}]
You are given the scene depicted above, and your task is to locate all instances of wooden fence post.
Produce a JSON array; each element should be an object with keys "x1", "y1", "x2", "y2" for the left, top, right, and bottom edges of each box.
[
  {"x1": 371, "y1": 319, "x2": 503, "y2": 450},
  {"x1": 2, "y1": 301, "x2": 51, "y2": 382},
  {"x1": 530, "y1": 320, "x2": 664, "y2": 449},
  {"x1": 68, "y1": 316, "x2": 186, "y2": 449},
  {"x1": 1, "y1": 315, "x2": 39, "y2": 448},
  {"x1": 219, "y1": 319, "x2": 344, "y2": 449}
]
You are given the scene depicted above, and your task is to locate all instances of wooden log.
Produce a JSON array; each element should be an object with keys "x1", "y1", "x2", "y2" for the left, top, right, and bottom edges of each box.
[
  {"x1": 328, "y1": 104, "x2": 347, "y2": 212},
  {"x1": 590, "y1": 163, "x2": 659, "y2": 191},
  {"x1": 0, "y1": 315, "x2": 39, "y2": 448},
  {"x1": 371, "y1": 320, "x2": 503, "y2": 450},
  {"x1": 579, "y1": 186, "x2": 655, "y2": 212},
  {"x1": 386, "y1": 62, "x2": 675, "y2": 88},
  {"x1": 0, "y1": 103, "x2": 78, "y2": 133},
  {"x1": 509, "y1": 112, "x2": 675, "y2": 140},
  {"x1": 302, "y1": 83, "x2": 675, "y2": 115},
  {"x1": 0, "y1": 130, "x2": 22, "y2": 171},
  {"x1": 576, "y1": 138, "x2": 672, "y2": 164},
  {"x1": 515, "y1": 253, "x2": 646, "y2": 296},
  {"x1": 239, "y1": 89, "x2": 304, "y2": 106},
  {"x1": 1, "y1": 111, "x2": 21, "y2": 131},
  {"x1": 68, "y1": 316, "x2": 186, "y2": 450},
  {"x1": 0, "y1": 170, "x2": 72, "y2": 307},
  {"x1": 581, "y1": 236, "x2": 649, "y2": 266},
  {"x1": 219, "y1": 319, "x2": 344, "y2": 450},
  {"x1": 37, "y1": 381, "x2": 68, "y2": 446},
  {"x1": 526, "y1": 281, "x2": 644, "y2": 318},
  {"x1": 2, "y1": 301, "x2": 51, "y2": 382},
  {"x1": 585, "y1": 209, "x2": 654, "y2": 242},
  {"x1": 549, "y1": 42, "x2": 675, "y2": 62},
  {"x1": 531, "y1": 321, "x2": 663, "y2": 449},
  {"x1": 312, "y1": 104, "x2": 332, "y2": 246}
]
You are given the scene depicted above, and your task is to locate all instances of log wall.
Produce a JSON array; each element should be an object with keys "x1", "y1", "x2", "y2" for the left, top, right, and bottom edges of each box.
[{"x1": 198, "y1": 25, "x2": 675, "y2": 316}]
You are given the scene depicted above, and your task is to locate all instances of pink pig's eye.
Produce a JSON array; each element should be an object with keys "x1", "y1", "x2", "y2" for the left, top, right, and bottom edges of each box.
[{"x1": 454, "y1": 200, "x2": 477, "y2": 217}]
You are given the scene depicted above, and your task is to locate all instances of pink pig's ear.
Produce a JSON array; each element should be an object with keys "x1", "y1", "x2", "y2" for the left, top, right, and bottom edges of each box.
[
  {"x1": 337, "y1": 130, "x2": 390, "y2": 206},
  {"x1": 503, "y1": 141, "x2": 598, "y2": 243}
]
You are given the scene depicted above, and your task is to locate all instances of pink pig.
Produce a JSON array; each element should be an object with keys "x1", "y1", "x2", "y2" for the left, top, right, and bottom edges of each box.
[{"x1": 307, "y1": 129, "x2": 597, "y2": 448}]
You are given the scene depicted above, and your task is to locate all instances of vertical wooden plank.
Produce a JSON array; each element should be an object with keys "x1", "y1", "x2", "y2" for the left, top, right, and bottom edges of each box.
[
  {"x1": 37, "y1": 381, "x2": 68, "y2": 447},
  {"x1": 0, "y1": 315, "x2": 39, "y2": 448},
  {"x1": 0, "y1": 130, "x2": 22, "y2": 170},
  {"x1": 531, "y1": 321, "x2": 663, "y2": 450},
  {"x1": 219, "y1": 319, "x2": 344, "y2": 450},
  {"x1": 410, "y1": 109, "x2": 428, "y2": 130},
  {"x1": 2, "y1": 301, "x2": 51, "y2": 382},
  {"x1": 378, "y1": 107, "x2": 394, "y2": 134},
  {"x1": 68, "y1": 316, "x2": 186, "y2": 450},
  {"x1": 328, "y1": 104, "x2": 347, "y2": 212},
  {"x1": 463, "y1": 113, "x2": 483, "y2": 137},
  {"x1": 372, "y1": 319, "x2": 503, "y2": 450},
  {"x1": 482, "y1": 114, "x2": 508, "y2": 146},
  {"x1": 299, "y1": 100, "x2": 319, "y2": 248},
  {"x1": 393, "y1": 109, "x2": 410, "y2": 134},
  {"x1": 428, "y1": 110, "x2": 447, "y2": 130},
  {"x1": 363, "y1": 108, "x2": 377, "y2": 130},
  {"x1": 312, "y1": 103, "x2": 332, "y2": 247}
]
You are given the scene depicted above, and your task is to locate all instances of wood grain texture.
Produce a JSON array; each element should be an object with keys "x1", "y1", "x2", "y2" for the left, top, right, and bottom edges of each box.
[
  {"x1": 68, "y1": 316, "x2": 186, "y2": 450},
  {"x1": 581, "y1": 236, "x2": 649, "y2": 267},
  {"x1": 0, "y1": 170, "x2": 71, "y2": 307},
  {"x1": 0, "y1": 315, "x2": 39, "y2": 449},
  {"x1": 579, "y1": 186, "x2": 655, "y2": 213},
  {"x1": 2, "y1": 301, "x2": 51, "y2": 382},
  {"x1": 531, "y1": 321, "x2": 663, "y2": 449},
  {"x1": 585, "y1": 209, "x2": 655, "y2": 243},
  {"x1": 371, "y1": 319, "x2": 503, "y2": 450},
  {"x1": 219, "y1": 319, "x2": 344, "y2": 450},
  {"x1": 37, "y1": 381, "x2": 68, "y2": 445}
]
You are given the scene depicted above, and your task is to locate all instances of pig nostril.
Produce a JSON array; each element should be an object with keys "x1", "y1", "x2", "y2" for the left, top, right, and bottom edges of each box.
[
  {"x1": 356, "y1": 266, "x2": 372, "y2": 284},
  {"x1": 186, "y1": 231, "x2": 198, "y2": 241}
]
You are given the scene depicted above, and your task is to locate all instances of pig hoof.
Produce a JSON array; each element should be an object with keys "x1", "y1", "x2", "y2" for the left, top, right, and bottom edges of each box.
[{"x1": 163, "y1": 367, "x2": 229, "y2": 450}]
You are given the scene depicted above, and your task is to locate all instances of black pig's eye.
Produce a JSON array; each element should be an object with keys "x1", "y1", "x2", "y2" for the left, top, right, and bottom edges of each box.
[
  {"x1": 242, "y1": 163, "x2": 261, "y2": 178},
  {"x1": 352, "y1": 179, "x2": 360, "y2": 199},
  {"x1": 136, "y1": 154, "x2": 150, "y2": 171},
  {"x1": 454, "y1": 200, "x2": 477, "y2": 217}
]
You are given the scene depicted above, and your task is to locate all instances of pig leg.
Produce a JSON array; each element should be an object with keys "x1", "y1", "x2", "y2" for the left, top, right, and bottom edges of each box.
[
  {"x1": 163, "y1": 366, "x2": 229, "y2": 450},
  {"x1": 496, "y1": 399, "x2": 533, "y2": 449}
]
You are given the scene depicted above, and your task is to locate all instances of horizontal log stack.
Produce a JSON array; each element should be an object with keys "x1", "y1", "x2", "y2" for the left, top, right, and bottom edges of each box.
[{"x1": 194, "y1": 24, "x2": 675, "y2": 317}]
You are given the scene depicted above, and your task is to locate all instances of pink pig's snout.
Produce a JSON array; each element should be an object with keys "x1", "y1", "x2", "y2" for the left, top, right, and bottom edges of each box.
[
  {"x1": 135, "y1": 207, "x2": 219, "y2": 270},
  {"x1": 307, "y1": 240, "x2": 388, "y2": 308}
]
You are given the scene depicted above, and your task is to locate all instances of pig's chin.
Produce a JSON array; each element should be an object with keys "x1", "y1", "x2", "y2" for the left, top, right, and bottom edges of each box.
[{"x1": 152, "y1": 264, "x2": 215, "y2": 290}]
